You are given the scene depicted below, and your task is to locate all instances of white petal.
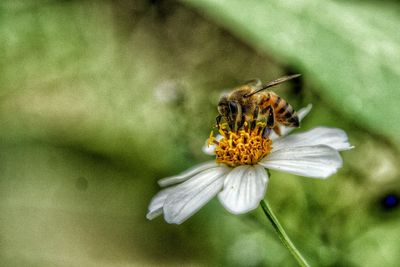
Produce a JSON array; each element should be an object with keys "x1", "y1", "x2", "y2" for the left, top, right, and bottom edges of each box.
[
  {"x1": 202, "y1": 134, "x2": 223, "y2": 155},
  {"x1": 146, "y1": 186, "x2": 176, "y2": 220},
  {"x1": 202, "y1": 143, "x2": 216, "y2": 155},
  {"x1": 218, "y1": 165, "x2": 268, "y2": 214},
  {"x1": 270, "y1": 104, "x2": 313, "y2": 140},
  {"x1": 158, "y1": 161, "x2": 218, "y2": 187},
  {"x1": 259, "y1": 145, "x2": 343, "y2": 179},
  {"x1": 297, "y1": 103, "x2": 313, "y2": 121},
  {"x1": 273, "y1": 127, "x2": 353, "y2": 152},
  {"x1": 163, "y1": 166, "x2": 229, "y2": 224}
]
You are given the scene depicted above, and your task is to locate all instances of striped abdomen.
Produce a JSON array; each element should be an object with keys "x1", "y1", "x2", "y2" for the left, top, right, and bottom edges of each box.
[{"x1": 257, "y1": 92, "x2": 299, "y2": 127}]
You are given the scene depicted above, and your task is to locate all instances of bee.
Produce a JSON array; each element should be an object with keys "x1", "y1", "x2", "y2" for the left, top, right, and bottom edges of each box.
[{"x1": 216, "y1": 74, "x2": 301, "y2": 136}]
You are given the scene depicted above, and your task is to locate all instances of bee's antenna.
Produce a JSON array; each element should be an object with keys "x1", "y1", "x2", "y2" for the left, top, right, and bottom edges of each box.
[{"x1": 244, "y1": 74, "x2": 301, "y2": 97}]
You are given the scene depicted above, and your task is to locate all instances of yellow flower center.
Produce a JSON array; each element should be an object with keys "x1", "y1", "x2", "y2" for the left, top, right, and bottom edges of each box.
[{"x1": 208, "y1": 122, "x2": 272, "y2": 167}]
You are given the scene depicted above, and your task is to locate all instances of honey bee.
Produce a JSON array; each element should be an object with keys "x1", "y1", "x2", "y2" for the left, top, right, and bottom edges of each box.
[{"x1": 217, "y1": 74, "x2": 301, "y2": 136}]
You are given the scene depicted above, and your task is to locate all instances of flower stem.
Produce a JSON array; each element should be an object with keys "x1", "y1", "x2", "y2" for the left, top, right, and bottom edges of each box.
[{"x1": 260, "y1": 199, "x2": 310, "y2": 267}]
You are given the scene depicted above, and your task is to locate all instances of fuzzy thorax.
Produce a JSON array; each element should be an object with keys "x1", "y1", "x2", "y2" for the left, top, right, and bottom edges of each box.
[{"x1": 208, "y1": 122, "x2": 272, "y2": 167}]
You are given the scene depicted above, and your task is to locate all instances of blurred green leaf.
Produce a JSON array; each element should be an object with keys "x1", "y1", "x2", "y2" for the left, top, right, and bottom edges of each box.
[{"x1": 181, "y1": 0, "x2": 400, "y2": 147}]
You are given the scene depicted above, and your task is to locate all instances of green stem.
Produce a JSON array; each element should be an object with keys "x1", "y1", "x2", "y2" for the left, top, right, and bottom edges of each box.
[{"x1": 260, "y1": 199, "x2": 310, "y2": 267}]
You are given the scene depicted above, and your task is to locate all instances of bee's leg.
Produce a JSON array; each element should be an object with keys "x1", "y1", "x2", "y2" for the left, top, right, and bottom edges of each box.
[
  {"x1": 266, "y1": 105, "x2": 275, "y2": 128},
  {"x1": 228, "y1": 101, "x2": 242, "y2": 132},
  {"x1": 273, "y1": 125, "x2": 282, "y2": 136},
  {"x1": 228, "y1": 102, "x2": 237, "y2": 131},
  {"x1": 262, "y1": 127, "x2": 271, "y2": 139},
  {"x1": 243, "y1": 117, "x2": 249, "y2": 131},
  {"x1": 215, "y1": 114, "x2": 222, "y2": 128},
  {"x1": 261, "y1": 106, "x2": 275, "y2": 138},
  {"x1": 237, "y1": 114, "x2": 245, "y2": 129},
  {"x1": 251, "y1": 106, "x2": 259, "y2": 129},
  {"x1": 228, "y1": 120, "x2": 235, "y2": 132}
]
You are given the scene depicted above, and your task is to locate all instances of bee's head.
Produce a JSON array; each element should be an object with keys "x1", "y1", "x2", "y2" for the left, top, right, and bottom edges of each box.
[
  {"x1": 217, "y1": 95, "x2": 230, "y2": 119},
  {"x1": 218, "y1": 95, "x2": 241, "y2": 130}
]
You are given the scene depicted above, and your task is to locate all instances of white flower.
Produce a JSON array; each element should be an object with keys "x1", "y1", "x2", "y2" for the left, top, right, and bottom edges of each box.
[{"x1": 147, "y1": 105, "x2": 352, "y2": 224}]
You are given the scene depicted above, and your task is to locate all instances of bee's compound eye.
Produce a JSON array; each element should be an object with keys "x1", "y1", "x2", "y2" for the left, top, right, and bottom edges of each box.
[
  {"x1": 380, "y1": 193, "x2": 399, "y2": 211},
  {"x1": 228, "y1": 101, "x2": 238, "y2": 113}
]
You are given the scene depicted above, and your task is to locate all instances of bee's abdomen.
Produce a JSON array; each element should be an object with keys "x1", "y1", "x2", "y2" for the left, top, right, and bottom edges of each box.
[
  {"x1": 257, "y1": 92, "x2": 299, "y2": 128},
  {"x1": 274, "y1": 97, "x2": 299, "y2": 127}
]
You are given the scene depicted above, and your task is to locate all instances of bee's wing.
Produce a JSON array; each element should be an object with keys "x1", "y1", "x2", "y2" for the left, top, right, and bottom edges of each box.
[
  {"x1": 245, "y1": 74, "x2": 301, "y2": 97},
  {"x1": 243, "y1": 79, "x2": 262, "y2": 90},
  {"x1": 262, "y1": 74, "x2": 301, "y2": 89}
]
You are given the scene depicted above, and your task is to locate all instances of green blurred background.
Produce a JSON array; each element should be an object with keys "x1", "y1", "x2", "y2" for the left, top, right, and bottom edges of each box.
[{"x1": 1, "y1": 0, "x2": 400, "y2": 266}]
